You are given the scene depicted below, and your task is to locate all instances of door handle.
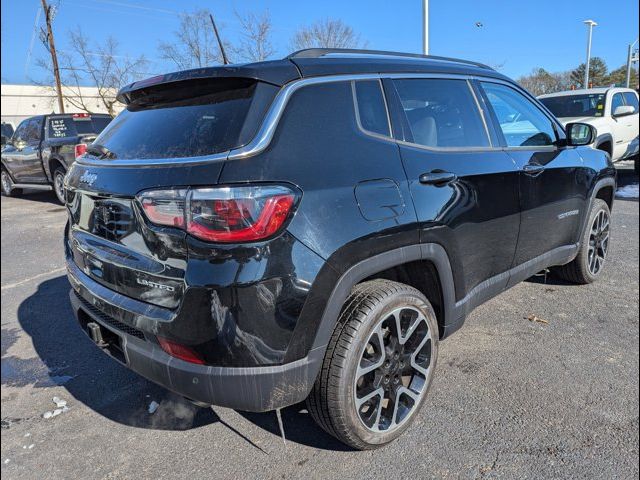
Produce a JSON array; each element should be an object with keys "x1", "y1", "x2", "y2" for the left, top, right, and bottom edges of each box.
[
  {"x1": 522, "y1": 163, "x2": 545, "y2": 176},
  {"x1": 419, "y1": 170, "x2": 458, "y2": 186}
]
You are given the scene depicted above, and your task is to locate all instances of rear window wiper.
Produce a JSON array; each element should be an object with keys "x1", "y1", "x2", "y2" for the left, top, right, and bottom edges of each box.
[{"x1": 87, "y1": 144, "x2": 117, "y2": 159}]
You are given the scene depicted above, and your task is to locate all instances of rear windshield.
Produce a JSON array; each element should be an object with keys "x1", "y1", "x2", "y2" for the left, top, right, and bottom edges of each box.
[
  {"x1": 48, "y1": 116, "x2": 111, "y2": 138},
  {"x1": 539, "y1": 94, "x2": 606, "y2": 118},
  {"x1": 93, "y1": 78, "x2": 274, "y2": 160}
]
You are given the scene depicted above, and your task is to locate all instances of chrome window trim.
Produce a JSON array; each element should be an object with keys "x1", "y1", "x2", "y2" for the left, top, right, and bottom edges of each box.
[
  {"x1": 78, "y1": 72, "x2": 512, "y2": 167},
  {"x1": 351, "y1": 80, "x2": 395, "y2": 143}
]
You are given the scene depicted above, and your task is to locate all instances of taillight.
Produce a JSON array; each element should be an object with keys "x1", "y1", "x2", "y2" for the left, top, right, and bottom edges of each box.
[
  {"x1": 75, "y1": 143, "x2": 87, "y2": 158},
  {"x1": 157, "y1": 337, "x2": 205, "y2": 365},
  {"x1": 136, "y1": 185, "x2": 297, "y2": 243},
  {"x1": 139, "y1": 189, "x2": 186, "y2": 227}
]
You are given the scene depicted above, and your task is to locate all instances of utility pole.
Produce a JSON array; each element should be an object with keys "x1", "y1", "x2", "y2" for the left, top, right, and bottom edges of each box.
[
  {"x1": 626, "y1": 39, "x2": 639, "y2": 88},
  {"x1": 422, "y1": 0, "x2": 429, "y2": 55},
  {"x1": 41, "y1": 0, "x2": 64, "y2": 113},
  {"x1": 583, "y1": 19, "x2": 597, "y2": 89}
]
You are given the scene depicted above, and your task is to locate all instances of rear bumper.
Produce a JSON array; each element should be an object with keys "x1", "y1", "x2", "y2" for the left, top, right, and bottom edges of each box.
[{"x1": 67, "y1": 263, "x2": 323, "y2": 412}]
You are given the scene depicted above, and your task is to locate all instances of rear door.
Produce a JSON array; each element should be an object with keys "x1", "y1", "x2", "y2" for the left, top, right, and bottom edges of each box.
[
  {"x1": 387, "y1": 77, "x2": 521, "y2": 304},
  {"x1": 478, "y1": 80, "x2": 586, "y2": 269},
  {"x1": 621, "y1": 91, "x2": 639, "y2": 157}
]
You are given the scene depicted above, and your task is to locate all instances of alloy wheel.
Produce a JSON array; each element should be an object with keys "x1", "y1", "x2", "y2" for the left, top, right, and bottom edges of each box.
[
  {"x1": 354, "y1": 305, "x2": 434, "y2": 432},
  {"x1": 588, "y1": 209, "x2": 610, "y2": 275}
]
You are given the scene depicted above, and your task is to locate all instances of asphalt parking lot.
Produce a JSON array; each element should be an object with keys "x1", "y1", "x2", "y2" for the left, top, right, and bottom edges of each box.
[{"x1": 1, "y1": 167, "x2": 638, "y2": 480}]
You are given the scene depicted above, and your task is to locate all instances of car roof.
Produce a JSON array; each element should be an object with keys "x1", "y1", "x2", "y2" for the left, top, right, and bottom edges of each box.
[
  {"x1": 117, "y1": 49, "x2": 512, "y2": 104},
  {"x1": 539, "y1": 87, "x2": 637, "y2": 98}
]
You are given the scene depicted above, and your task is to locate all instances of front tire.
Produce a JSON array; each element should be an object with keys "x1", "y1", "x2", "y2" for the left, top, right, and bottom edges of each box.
[
  {"x1": 306, "y1": 280, "x2": 439, "y2": 450},
  {"x1": 1, "y1": 168, "x2": 21, "y2": 197},
  {"x1": 553, "y1": 198, "x2": 611, "y2": 284}
]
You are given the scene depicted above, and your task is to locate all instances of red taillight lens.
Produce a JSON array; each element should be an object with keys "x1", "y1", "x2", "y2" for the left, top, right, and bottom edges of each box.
[
  {"x1": 187, "y1": 186, "x2": 295, "y2": 242},
  {"x1": 139, "y1": 189, "x2": 186, "y2": 228},
  {"x1": 157, "y1": 337, "x2": 205, "y2": 365},
  {"x1": 75, "y1": 143, "x2": 87, "y2": 158},
  {"x1": 136, "y1": 185, "x2": 297, "y2": 243}
]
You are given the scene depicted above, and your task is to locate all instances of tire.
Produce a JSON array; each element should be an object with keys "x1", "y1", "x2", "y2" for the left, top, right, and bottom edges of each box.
[
  {"x1": 306, "y1": 279, "x2": 439, "y2": 450},
  {"x1": 52, "y1": 166, "x2": 67, "y2": 204},
  {"x1": 553, "y1": 199, "x2": 611, "y2": 284},
  {"x1": 1, "y1": 167, "x2": 22, "y2": 197}
]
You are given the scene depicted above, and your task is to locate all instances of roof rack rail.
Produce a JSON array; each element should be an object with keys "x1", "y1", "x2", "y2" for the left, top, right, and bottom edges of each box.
[{"x1": 286, "y1": 48, "x2": 494, "y2": 70}]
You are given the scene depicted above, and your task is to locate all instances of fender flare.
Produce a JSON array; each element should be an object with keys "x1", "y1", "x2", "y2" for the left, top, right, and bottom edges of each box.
[
  {"x1": 309, "y1": 243, "x2": 458, "y2": 352},
  {"x1": 594, "y1": 133, "x2": 614, "y2": 154},
  {"x1": 578, "y1": 176, "x2": 617, "y2": 241}
]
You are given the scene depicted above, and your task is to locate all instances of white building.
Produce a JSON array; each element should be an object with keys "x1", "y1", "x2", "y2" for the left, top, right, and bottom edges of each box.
[{"x1": 1, "y1": 84, "x2": 123, "y2": 128}]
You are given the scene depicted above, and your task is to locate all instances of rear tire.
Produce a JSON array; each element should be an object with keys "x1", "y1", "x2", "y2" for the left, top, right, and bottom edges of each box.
[
  {"x1": 306, "y1": 279, "x2": 439, "y2": 450},
  {"x1": 1, "y1": 168, "x2": 21, "y2": 197},
  {"x1": 52, "y1": 166, "x2": 67, "y2": 204},
  {"x1": 553, "y1": 199, "x2": 611, "y2": 284}
]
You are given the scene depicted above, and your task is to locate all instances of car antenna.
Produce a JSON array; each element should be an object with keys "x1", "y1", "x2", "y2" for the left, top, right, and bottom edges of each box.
[
  {"x1": 275, "y1": 408, "x2": 287, "y2": 448},
  {"x1": 209, "y1": 12, "x2": 230, "y2": 65}
]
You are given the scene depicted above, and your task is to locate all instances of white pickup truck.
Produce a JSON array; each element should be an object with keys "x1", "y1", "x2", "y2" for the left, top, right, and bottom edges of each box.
[{"x1": 539, "y1": 87, "x2": 639, "y2": 173}]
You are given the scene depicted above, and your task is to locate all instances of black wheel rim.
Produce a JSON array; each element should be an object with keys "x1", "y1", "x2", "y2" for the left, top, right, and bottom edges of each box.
[
  {"x1": 353, "y1": 306, "x2": 434, "y2": 433},
  {"x1": 1, "y1": 171, "x2": 11, "y2": 194},
  {"x1": 588, "y1": 209, "x2": 610, "y2": 275},
  {"x1": 54, "y1": 172, "x2": 65, "y2": 202}
]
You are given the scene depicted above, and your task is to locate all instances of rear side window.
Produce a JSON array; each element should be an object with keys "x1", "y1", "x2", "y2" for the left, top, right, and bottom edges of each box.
[
  {"x1": 481, "y1": 82, "x2": 556, "y2": 147},
  {"x1": 48, "y1": 116, "x2": 111, "y2": 139},
  {"x1": 392, "y1": 79, "x2": 489, "y2": 148},
  {"x1": 94, "y1": 78, "x2": 274, "y2": 160},
  {"x1": 353, "y1": 80, "x2": 390, "y2": 137},
  {"x1": 623, "y1": 92, "x2": 639, "y2": 113},
  {"x1": 24, "y1": 117, "x2": 43, "y2": 144}
]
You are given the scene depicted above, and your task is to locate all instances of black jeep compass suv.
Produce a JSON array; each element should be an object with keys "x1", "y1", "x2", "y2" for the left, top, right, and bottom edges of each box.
[{"x1": 64, "y1": 49, "x2": 616, "y2": 449}]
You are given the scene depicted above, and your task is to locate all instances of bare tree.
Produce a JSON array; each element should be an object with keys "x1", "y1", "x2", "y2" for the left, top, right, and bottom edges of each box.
[
  {"x1": 291, "y1": 18, "x2": 366, "y2": 51},
  {"x1": 234, "y1": 10, "x2": 274, "y2": 62},
  {"x1": 37, "y1": 29, "x2": 148, "y2": 116},
  {"x1": 159, "y1": 9, "x2": 231, "y2": 69},
  {"x1": 517, "y1": 68, "x2": 571, "y2": 96}
]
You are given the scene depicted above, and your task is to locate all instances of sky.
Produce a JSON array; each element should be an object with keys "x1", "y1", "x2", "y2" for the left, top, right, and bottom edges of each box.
[{"x1": 1, "y1": 0, "x2": 638, "y2": 85}]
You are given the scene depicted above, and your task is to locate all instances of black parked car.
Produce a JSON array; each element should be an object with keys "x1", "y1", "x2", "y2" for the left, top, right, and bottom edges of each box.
[
  {"x1": 63, "y1": 49, "x2": 616, "y2": 449},
  {"x1": 1, "y1": 113, "x2": 112, "y2": 203}
]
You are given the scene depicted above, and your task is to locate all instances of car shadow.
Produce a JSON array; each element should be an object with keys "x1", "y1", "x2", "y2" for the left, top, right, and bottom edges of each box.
[
  {"x1": 4, "y1": 190, "x2": 61, "y2": 205},
  {"x1": 12, "y1": 275, "x2": 346, "y2": 450}
]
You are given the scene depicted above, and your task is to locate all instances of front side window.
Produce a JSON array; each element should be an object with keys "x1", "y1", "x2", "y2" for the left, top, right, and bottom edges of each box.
[
  {"x1": 12, "y1": 120, "x2": 29, "y2": 143},
  {"x1": 392, "y1": 79, "x2": 489, "y2": 148},
  {"x1": 481, "y1": 82, "x2": 556, "y2": 147},
  {"x1": 353, "y1": 80, "x2": 391, "y2": 137},
  {"x1": 539, "y1": 94, "x2": 605, "y2": 118},
  {"x1": 622, "y1": 92, "x2": 639, "y2": 113},
  {"x1": 611, "y1": 93, "x2": 625, "y2": 114}
]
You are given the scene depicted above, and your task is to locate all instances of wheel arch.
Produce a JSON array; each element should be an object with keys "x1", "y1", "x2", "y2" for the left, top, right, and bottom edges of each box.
[
  {"x1": 595, "y1": 134, "x2": 614, "y2": 157},
  {"x1": 47, "y1": 155, "x2": 67, "y2": 181},
  {"x1": 309, "y1": 244, "x2": 459, "y2": 355}
]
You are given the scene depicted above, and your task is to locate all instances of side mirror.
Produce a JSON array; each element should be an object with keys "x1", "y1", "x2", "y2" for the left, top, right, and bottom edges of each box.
[
  {"x1": 613, "y1": 105, "x2": 635, "y2": 117},
  {"x1": 565, "y1": 122, "x2": 596, "y2": 146},
  {"x1": 13, "y1": 139, "x2": 26, "y2": 150}
]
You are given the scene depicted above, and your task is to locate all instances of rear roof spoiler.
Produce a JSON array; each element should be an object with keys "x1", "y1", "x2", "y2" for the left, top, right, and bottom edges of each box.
[{"x1": 116, "y1": 61, "x2": 300, "y2": 105}]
